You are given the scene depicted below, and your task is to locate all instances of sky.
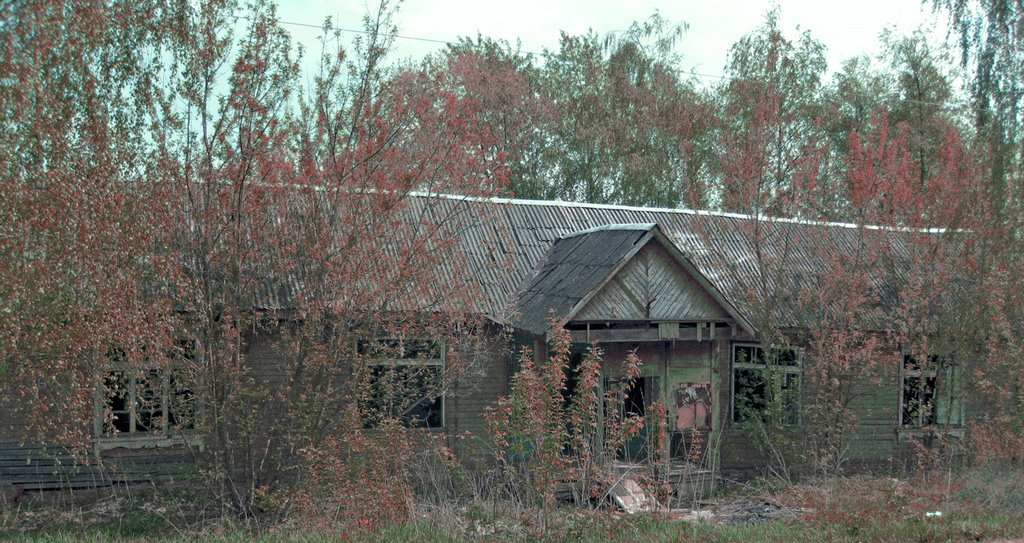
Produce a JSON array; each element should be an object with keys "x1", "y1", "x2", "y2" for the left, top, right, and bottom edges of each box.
[{"x1": 276, "y1": 0, "x2": 955, "y2": 83}]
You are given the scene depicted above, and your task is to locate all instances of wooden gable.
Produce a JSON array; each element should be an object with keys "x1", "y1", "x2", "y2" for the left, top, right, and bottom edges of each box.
[{"x1": 573, "y1": 240, "x2": 730, "y2": 322}]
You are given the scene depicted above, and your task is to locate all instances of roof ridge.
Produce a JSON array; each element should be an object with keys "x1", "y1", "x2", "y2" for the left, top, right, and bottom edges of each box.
[
  {"x1": 560, "y1": 223, "x2": 657, "y2": 239},
  {"x1": 419, "y1": 191, "x2": 949, "y2": 234}
]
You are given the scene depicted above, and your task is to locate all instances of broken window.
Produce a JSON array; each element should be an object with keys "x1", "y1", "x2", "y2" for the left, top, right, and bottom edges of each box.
[
  {"x1": 98, "y1": 343, "x2": 197, "y2": 438},
  {"x1": 900, "y1": 354, "x2": 962, "y2": 428},
  {"x1": 731, "y1": 344, "x2": 801, "y2": 425},
  {"x1": 359, "y1": 339, "x2": 444, "y2": 429}
]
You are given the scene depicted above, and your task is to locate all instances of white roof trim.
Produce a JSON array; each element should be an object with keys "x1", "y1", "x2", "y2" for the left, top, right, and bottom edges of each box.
[
  {"x1": 256, "y1": 184, "x2": 952, "y2": 234},
  {"x1": 426, "y1": 192, "x2": 951, "y2": 234},
  {"x1": 560, "y1": 223, "x2": 657, "y2": 239}
]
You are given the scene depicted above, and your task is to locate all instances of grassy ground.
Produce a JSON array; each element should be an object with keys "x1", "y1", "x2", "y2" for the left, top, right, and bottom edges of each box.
[
  {"x1": 2, "y1": 513, "x2": 1023, "y2": 543},
  {"x1": 3, "y1": 472, "x2": 1024, "y2": 542}
]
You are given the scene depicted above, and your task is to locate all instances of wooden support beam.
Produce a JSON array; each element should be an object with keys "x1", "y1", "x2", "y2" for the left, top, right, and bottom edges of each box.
[
  {"x1": 567, "y1": 321, "x2": 739, "y2": 344},
  {"x1": 569, "y1": 328, "x2": 661, "y2": 343},
  {"x1": 658, "y1": 322, "x2": 680, "y2": 340}
]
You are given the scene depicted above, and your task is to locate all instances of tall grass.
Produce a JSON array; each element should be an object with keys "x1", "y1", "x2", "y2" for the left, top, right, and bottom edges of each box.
[{"x1": 4, "y1": 511, "x2": 1023, "y2": 543}]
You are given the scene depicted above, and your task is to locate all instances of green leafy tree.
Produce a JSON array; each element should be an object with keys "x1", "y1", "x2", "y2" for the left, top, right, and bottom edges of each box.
[
  {"x1": 2, "y1": 0, "x2": 508, "y2": 517},
  {"x1": 881, "y1": 30, "x2": 964, "y2": 190},
  {"x1": 539, "y1": 14, "x2": 716, "y2": 207},
  {"x1": 934, "y1": 0, "x2": 1024, "y2": 219},
  {"x1": 716, "y1": 10, "x2": 829, "y2": 216},
  {"x1": 426, "y1": 36, "x2": 559, "y2": 200},
  {"x1": 0, "y1": 0, "x2": 178, "y2": 450}
]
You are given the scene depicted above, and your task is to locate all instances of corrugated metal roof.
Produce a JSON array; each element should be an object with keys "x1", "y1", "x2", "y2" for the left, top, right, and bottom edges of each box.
[
  {"x1": 250, "y1": 192, "x2": 929, "y2": 333},
  {"x1": 515, "y1": 226, "x2": 653, "y2": 334},
  {"x1": 404, "y1": 194, "x2": 925, "y2": 331}
]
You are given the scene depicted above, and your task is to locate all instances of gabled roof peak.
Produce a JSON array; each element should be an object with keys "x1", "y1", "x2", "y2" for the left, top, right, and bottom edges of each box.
[{"x1": 514, "y1": 222, "x2": 756, "y2": 337}]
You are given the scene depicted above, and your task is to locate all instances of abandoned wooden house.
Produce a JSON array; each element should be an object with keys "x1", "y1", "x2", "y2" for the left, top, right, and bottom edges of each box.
[{"x1": 1, "y1": 194, "x2": 974, "y2": 494}]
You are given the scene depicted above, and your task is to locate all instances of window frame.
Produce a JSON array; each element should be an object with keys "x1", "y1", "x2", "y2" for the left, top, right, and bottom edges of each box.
[
  {"x1": 360, "y1": 338, "x2": 446, "y2": 430},
  {"x1": 93, "y1": 347, "x2": 200, "y2": 451},
  {"x1": 898, "y1": 353, "x2": 965, "y2": 438},
  {"x1": 730, "y1": 343, "x2": 803, "y2": 426}
]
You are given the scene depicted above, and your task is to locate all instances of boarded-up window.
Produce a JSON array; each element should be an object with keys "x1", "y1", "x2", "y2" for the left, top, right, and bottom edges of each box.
[
  {"x1": 731, "y1": 344, "x2": 801, "y2": 425},
  {"x1": 359, "y1": 339, "x2": 444, "y2": 429}
]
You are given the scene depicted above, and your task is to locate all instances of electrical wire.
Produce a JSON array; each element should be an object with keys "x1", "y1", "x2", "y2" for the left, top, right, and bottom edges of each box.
[{"x1": 267, "y1": 14, "x2": 984, "y2": 115}]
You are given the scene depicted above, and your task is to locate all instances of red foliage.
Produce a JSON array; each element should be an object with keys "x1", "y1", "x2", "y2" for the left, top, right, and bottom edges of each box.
[
  {"x1": 486, "y1": 323, "x2": 658, "y2": 513},
  {"x1": 846, "y1": 115, "x2": 923, "y2": 225},
  {"x1": 286, "y1": 411, "x2": 414, "y2": 533},
  {"x1": 1, "y1": 0, "x2": 512, "y2": 516}
]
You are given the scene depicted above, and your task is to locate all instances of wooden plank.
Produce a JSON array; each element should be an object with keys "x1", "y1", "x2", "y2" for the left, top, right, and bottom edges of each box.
[
  {"x1": 574, "y1": 243, "x2": 732, "y2": 323},
  {"x1": 0, "y1": 439, "x2": 198, "y2": 491},
  {"x1": 1, "y1": 460, "x2": 194, "y2": 477},
  {"x1": 568, "y1": 325, "x2": 735, "y2": 344},
  {"x1": 569, "y1": 328, "x2": 661, "y2": 343},
  {"x1": 1, "y1": 465, "x2": 195, "y2": 487}
]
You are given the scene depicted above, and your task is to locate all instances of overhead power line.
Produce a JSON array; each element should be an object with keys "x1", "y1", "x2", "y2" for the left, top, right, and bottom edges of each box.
[
  {"x1": 268, "y1": 14, "x2": 984, "y2": 115},
  {"x1": 277, "y1": 18, "x2": 458, "y2": 47}
]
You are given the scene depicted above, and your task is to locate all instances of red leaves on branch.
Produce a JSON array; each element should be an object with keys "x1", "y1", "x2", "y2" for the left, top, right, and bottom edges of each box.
[{"x1": 846, "y1": 115, "x2": 924, "y2": 226}]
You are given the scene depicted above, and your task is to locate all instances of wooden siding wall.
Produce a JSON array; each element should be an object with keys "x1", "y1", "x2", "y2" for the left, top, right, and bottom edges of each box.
[
  {"x1": 1, "y1": 382, "x2": 197, "y2": 494},
  {"x1": 574, "y1": 243, "x2": 729, "y2": 322},
  {"x1": 0, "y1": 329, "x2": 313, "y2": 495},
  {"x1": 1, "y1": 391, "x2": 36, "y2": 445},
  {"x1": 447, "y1": 330, "x2": 510, "y2": 463},
  {"x1": 245, "y1": 331, "x2": 292, "y2": 385},
  {"x1": 714, "y1": 339, "x2": 918, "y2": 479},
  {"x1": 0, "y1": 443, "x2": 196, "y2": 493},
  {"x1": 1, "y1": 326, "x2": 512, "y2": 493},
  {"x1": 244, "y1": 326, "x2": 511, "y2": 465},
  {"x1": 842, "y1": 371, "x2": 902, "y2": 470},
  {"x1": 2, "y1": 324, "x2": 984, "y2": 491}
]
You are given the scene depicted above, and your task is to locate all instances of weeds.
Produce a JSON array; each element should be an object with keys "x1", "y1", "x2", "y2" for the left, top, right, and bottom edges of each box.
[{"x1": 5, "y1": 471, "x2": 1024, "y2": 542}]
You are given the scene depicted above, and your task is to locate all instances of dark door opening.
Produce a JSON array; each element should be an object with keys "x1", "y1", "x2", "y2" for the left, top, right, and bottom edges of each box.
[{"x1": 607, "y1": 376, "x2": 660, "y2": 461}]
